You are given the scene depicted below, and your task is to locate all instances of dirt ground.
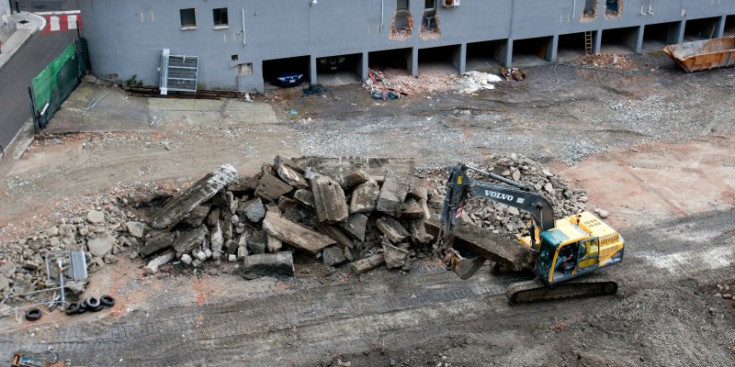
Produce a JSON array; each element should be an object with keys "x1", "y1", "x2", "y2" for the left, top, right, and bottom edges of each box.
[{"x1": 0, "y1": 52, "x2": 734, "y2": 366}]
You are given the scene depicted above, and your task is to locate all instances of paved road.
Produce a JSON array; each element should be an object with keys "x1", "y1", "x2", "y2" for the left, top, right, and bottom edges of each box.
[{"x1": 0, "y1": 30, "x2": 76, "y2": 149}]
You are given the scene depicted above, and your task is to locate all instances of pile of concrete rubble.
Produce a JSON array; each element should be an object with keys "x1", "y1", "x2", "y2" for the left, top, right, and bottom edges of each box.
[
  {"x1": 0, "y1": 201, "x2": 144, "y2": 301},
  {"x1": 138, "y1": 156, "x2": 437, "y2": 278},
  {"x1": 0, "y1": 154, "x2": 604, "y2": 302}
]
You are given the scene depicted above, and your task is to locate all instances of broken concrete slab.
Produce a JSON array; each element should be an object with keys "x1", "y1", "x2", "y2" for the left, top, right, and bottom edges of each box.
[
  {"x1": 151, "y1": 164, "x2": 238, "y2": 229},
  {"x1": 240, "y1": 197, "x2": 266, "y2": 223},
  {"x1": 125, "y1": 221, "x2": 145, "y2": 238},
  {"x1": 242, "y1": 252, "x2": 294, "y2": 277},
  {"x1": 408, "y1": 219, "x2": 434, "y2": 245},
  {"x1": 172, "y1": 225, "x2": 209, "y2": 257},
  {"x1": 210, "y1": 221, "x2": 224, "y2": 260},
  {"x1": 322, "y1": 246, "x2": 347, "y2": 266},
  {"x1": 318, "y1": 224, "x2": 354, "y2": 249},
  {"x1": 293, "y1": 189, "x2": 315, "y2": 208},
  {"x1": 139, "y1": 231, "x2": 175, "y2": 258},
  {"x1": 349, "y1": 254, "x2": 386, "y2": 274},
  {"x1": 87, "y1": 232, "x2": 115, "y2": 257},
  {"x1": 401, "y1": 198, "x2": 426, "y2": 219},
  {"x1": 376, "y1": 217, "x2": 409, "y2": 243},
  {"x1": 262, "y1": 212, "x2": 336, "y2": 256},
  {"x1": 310, "y1": 175, "x2": 349, "y2": 223},
  {"x1": 350, "y1": 179, "x2": 380, "y2": 213},
  {"x1": 339, "y1": 213, "x2": 368, "y2": 242},
  {"x1": 425, "y1": 219, "x2": 533, "y2": 271},
  {"x1": 247, "y1": 229, "x2": 267, "y2": 254},
  {"x1": 255, "y1": 172, "x2": 293, "y2": 202},
  {"x1": 266, "y1": 235, "x2": 283, "y2": 253},
  {"x1": 339, "y1": 170, "x2": 369, "y2": 189},
  {"x1": 228, "y1": 172, "x2": 261, "y2": 192},
  {"x1": 277, "y1": 163, "x2": 309, "y2": 189},
  {"x1": 181, "y1": 204, "x2": 211, "y2": 227},
  {"x1": 408, "y1": 177, "x2": 429, "y2": 201},
  {"x1": 145, "y1": 249, "x2": 176, "y2": 274},
  {"x1": 382, "y1": 242, "x2": 409, "y2": 269},
  {"x1": 376, "y1": 171, "x2": 410, "y2": 217}
]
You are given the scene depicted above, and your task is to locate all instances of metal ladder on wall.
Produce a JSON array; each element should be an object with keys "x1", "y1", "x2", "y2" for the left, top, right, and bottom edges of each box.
[{"x1": 584, "y1": 31, "x2": 594, "y2": 55}]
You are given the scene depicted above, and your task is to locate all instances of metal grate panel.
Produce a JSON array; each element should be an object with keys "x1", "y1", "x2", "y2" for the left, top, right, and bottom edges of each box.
[{"x1": 160, "y1": 48, "x2": 199, "y2": 95}]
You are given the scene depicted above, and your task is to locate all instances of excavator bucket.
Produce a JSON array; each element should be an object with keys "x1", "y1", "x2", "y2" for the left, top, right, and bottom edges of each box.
[{"x1": 454, "y1": 256, "x2": 486, "y2": 279}]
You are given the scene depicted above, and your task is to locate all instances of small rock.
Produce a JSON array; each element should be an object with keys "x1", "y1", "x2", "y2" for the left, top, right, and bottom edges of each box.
[
  {"x1": 723, "y1": 293, "x2": 733, "y2": 300},
  {"x1": 125, "y1": 221, "x2": 145, "y2": 238},
  {"x1": 86, "y1": 210, "x2": 105, "y2": 224},
  {"x1": 87, "y1": 232, "x2": 115, "y2": 257},
  {"x1": 597, "y1": 209, "x2": 609, "y2": 219},
  {"x1": 543, "y1": 183, "x2": 554, "y2": 194},
  {"x1": 181, "y1": 254, "x2": 193, "y2": 265},
  {"x1": 322, "y1": 246, "x2": 346, "y2": 267},
  {"x1": 46, "y1": 226, "x2": 59, "y2": 237},
  {"x1": 228, "y1": 254, "x2": 237, "y2": 262}
]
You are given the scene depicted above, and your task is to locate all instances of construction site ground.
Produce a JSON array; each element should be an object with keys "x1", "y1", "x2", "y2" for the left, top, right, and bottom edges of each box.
[{"x1": 1, "y1": 52, "x2": 734, "y2": 366}]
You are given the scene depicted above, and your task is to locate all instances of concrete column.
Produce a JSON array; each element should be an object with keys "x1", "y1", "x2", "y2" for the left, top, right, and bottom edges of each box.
[
  {"x1": 309, "y1": 55, "x2": 318, "y2": 85},
  {"x1": 409, "y1": 47, "x2": 418, "y2": 77},
  {"x1": 594, "y1": 29, "x2": 602, "y2": 55},
  {"x1": 548, "y1": 34, "x2": 559, "y2": 63},
  {"x1": 452, "y1": 43, "x2": 467, "y2": 74},
  {"x1": 634, "y1": 25, "x2": 644, "y2": 53},
  {"x1": 675, "y1": 20, "x2": 686, "y2": 44},
  {"x1": 716, "y1": 15, "x2": 726, "y2": 38},
  {"x1": 361, "y1": 51, "x2": 369, "y2": 81},
  {"x1": 504, "y1": 39, "x2": 514, "y2": 67}
]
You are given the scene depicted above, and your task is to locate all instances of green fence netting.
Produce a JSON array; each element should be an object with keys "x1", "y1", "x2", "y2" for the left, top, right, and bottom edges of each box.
[{"x1": 30, "y1": 39, "x2": 89, "y2": 131}]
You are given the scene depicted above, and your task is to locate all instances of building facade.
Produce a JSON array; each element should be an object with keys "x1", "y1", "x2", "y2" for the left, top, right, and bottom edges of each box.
[
  {"x1": 1, "y1": 0, "x2": 16, "y2": 44},
  {"x1": 76, "y1": 0, "x2": 735, "y2": 92}
]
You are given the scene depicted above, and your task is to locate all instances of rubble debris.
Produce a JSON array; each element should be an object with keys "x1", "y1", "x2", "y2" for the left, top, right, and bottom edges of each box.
[
  {"x1": 255, "y1": 171, "x2": 293, "y2": 202},
  {"x1": 339, "y1": 170, "x2": 369, "y2": 189},
  {"x1": 151, "y1": 164, "x2": 238, "y2": 229},
  {"x1": 350, "y1": 179, "x2": 380, "y2": 213},
  {"x1": 310, "y1": 174, "x2": 349, "y2": 223},
  {"x1": 322, "y1": 246, "x2": 347, "y2": 267},
  {"x1": 339, "y1": 213, "x2": 368, "y2": 242},
  {"x1": 87, "y1": 232, "x2": 115, "y2": 257},
  {"x1": 349, "y1": 254, "x2": 386, "y2": 274},
  {"x1": 377, "y1": 217, "x2": 410, "y2": 243},
  {"x1": 382, "y1": 242, "x2": 410, "y2": 269},
  {"x1": 277, "y1": 162, "x2": 309, "y2": 189},
  {"x1": 240, "y1": 197, "x2": 266, "y2": 223},
  {"x1": 266, "y1": 235, "x2": 283, "y2": 253},
  {"x1": 501, "y1": 68, "x2": 526, "y2": 81},
  {"x1": 86, "y1": 210, "x2": 105, "y2": 224},
  {"x1": 145, "y1": 250, "x2": 176, "y2": 274},
  {"x1": 139, "y1": 231, "x2": 175, "y2": 258},
  {"x1": 262, "y1": 212, "x2": 336, "y2": 256},
  {"x1": 125, "y1": 221, "x2": 145, "y2": 238},
  {"x1": 293, "y1": 189, "x2": 315, "y2": 208},
  {"x1": 376, "y1": 171, "x2": 410, "y2": 217},
  {"x1": 318, "y1": 224, "x2": 354, "y2": 249},
  {"x1": 242, "y1": 252, "x2": 295, "y2": 277},
  {"x1": 172, "y1": 225, "x2": 209, "y2": 257}
]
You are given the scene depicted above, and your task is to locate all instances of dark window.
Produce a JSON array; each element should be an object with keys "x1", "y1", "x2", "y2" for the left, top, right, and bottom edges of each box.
[
  {"x1": 583, "y1": 0, "x2": 597, "y2": 16},
  {"x1": 424, "y1": 0, "x2": 435, "y2": 9},
  {"x1": 231, "y1": 54, "x2": 239, "y2": 61},
  {"x1": 180, "y1": 8, "x2": 196, "y2": 28},
  {"x1": 213, "y1": 8, "x2": 228, "y2": 27},
  {"x1": 605, "y1": 0, "x2": 620, "y2": 15},
  {"x1": 397, "y1": 0, "x2": 409, "y2": 10}
]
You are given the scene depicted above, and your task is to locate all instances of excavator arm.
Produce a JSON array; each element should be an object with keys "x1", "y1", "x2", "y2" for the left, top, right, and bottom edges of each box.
[{"x1": 437, "y1": 164, "x2": 555, "y2": 278}]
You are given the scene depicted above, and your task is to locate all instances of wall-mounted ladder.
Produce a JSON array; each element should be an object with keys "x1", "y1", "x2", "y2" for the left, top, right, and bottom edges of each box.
[{"x1": 584, "y1": 31, "x2": 594, "y2": 55}]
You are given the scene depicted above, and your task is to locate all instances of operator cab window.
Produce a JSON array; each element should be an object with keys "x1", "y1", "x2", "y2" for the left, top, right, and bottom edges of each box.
[{"x1": 180, "y1": 8, "x2": 196, "y2": 30}]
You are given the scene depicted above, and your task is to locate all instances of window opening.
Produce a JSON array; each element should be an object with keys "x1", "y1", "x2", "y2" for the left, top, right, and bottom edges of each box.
[
  {"x1": 420, "y1": 0, "x2": 440, "y2": 39},
  {"x1": 583, "y1": 0, "x2": 598, "y2": 18},
  {"x1": 180, "y1": 8, "x2": 196, "y2": 29},
  {"x1": 213, "y1": 8, "x2": 228, "y2": 27},
  {"x1": 605, "y1": 0, "x2": 621, "y2": 17},
  {"x1": 231, "y1": 54, "x2": 239, "y2": 61},
  {"x1": 391, "y1": 0, "x2": 413, "y2": 40}
]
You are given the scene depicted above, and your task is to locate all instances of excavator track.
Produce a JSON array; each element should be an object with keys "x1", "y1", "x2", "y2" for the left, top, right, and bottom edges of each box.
[{"x1": 505, "y1": 275, "x2": 618, "y2": 305}]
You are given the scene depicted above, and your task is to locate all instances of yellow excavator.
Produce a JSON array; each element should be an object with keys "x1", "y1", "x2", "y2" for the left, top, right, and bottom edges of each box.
[{"x1": 436, "y1": 164, "x2": 625, "y2": 304}]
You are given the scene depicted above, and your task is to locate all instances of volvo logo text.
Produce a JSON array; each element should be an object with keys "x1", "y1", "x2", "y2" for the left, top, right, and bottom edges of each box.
[{"x1": 484, "y1": 190, "x2": 514, "y2": 202}]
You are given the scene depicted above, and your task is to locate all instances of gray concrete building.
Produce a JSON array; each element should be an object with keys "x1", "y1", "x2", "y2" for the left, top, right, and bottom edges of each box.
[
  {"x1": 75, "y1": 0, "x2": 735, "y2": 92},
  {"x1": 0, "y1": 1, "x2": 16, "y2": 44}
]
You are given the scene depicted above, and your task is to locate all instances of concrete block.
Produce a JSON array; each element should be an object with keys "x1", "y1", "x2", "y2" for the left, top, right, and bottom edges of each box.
[
  {"x1": 376, "y1": 171, "x2": 410, "y2": 217},
  {"x1": 349, "y1": 254, "x2": 385, "y2": 274},
  {"x1": 242, "y1": 252, "x2": 295, "y2": 277},
  {"x1": 255, "y1": 171, "x2": 293, "y2": 202},
  {"x1": 262, "y1": 212, "x2": 336, "y2": 256},
  {"x1": 310, "y1": 174, "x2": 349, "y2": 223},
  {"x1": 350, "y1": 179, "x2": 380, "y2": 213},
  {"x1": 376, "y1": 216, "x2": 409, "y2": 243}
]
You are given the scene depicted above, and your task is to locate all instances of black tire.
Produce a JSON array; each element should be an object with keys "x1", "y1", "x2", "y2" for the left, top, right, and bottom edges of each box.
[
  {"x1": 77, "y1": 301, "x2": 88, "y2": 314},
  {"x1": 65, "y1": 302, "x2": 81, "y2": 315},
  {"x1": 25, "y1": 308, "x2": 42, "y2": 321},
  {"x1": 86, "y1": 297, "x2": 103, "y2": 312},
  {"x1": 100, "y1": 295, "x2": 116, "y2": 308}
]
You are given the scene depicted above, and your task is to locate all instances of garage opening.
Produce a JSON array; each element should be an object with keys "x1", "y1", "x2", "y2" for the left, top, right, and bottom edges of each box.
[
  {"x1": 511, "y1": 37, "x2": 553, "y2": 66},
  {"x1": 684, "y1": 17, "x2": 721, "y2": 41},
  {"x1": 726, "y1": 16, "x2": 735, "y2": 37},
  {"x1": 262, "y1": 56, "x2": 310, "y2": 89},
  {"x1": 466, "y1": 40, "x2": 504, "y2": 71},
  {"x1": 642, "y1": 22, "x2": 680, "y2": 49},
  {"x1": 557, "y1": 32, "x2": 590, "y2": 61},
  {"x1": 418, "y1": 45, "x2": 460, "y2": 74},
  {"x1": 369, "y1": 48, "x2": 412, "y2": 75},
  {"x1": 316, "y1": 53, "x2": 362, "y2": 86},
  {"x1": 600, "y1": 27, "x2": 637, "y2": 54}
]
